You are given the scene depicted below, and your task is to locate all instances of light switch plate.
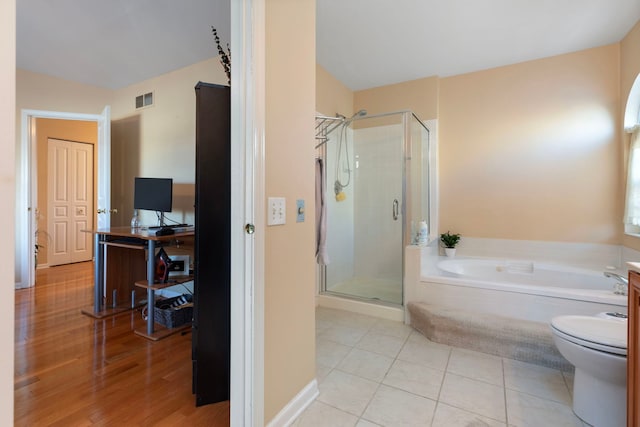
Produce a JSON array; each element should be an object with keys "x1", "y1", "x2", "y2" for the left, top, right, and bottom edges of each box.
[
  {"x1": 296, "y1": 199, "x2": 305, "y2": 222},
  {"x1": 267, "y1": 197, "x2": 286, "y2": 226}
]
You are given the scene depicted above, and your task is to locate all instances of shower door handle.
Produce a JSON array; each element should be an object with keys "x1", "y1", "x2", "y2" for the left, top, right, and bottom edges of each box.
[{"x1": 392, "y1": 199, "x2": 399, "y2": 221}]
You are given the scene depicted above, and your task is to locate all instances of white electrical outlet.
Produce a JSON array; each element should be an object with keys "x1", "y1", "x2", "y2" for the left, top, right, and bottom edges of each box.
[{"x1": 267, "y1": 197, "x2": 286, "y2": 226}]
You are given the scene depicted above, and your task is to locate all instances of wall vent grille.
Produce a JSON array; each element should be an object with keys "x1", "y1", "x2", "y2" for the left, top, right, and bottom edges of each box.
[{"x1": 135, "y1": 92, "x2": 154, "y2": 109}]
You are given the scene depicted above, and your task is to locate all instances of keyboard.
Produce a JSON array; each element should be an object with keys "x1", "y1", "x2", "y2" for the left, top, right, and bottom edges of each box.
[{"x1": 148, "y1": 223, "x2": 190, "y2": 230}]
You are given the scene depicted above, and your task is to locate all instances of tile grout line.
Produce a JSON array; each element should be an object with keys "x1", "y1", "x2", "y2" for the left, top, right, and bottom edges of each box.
[
  {"x1": 356, "y1": 320, "x2": 416, "y2": 426},
  {"x1": 428, "y1": 341, "x2": 453, "y2": 427},
  {"x1": 502, "y1": 357, "x2": 509, "y2": 426}
]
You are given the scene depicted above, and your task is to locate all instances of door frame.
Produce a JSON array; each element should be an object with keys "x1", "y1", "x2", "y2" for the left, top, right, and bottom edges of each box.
[
  {"x1": 17, "y1": 108, "x2": 109, "y2": 289},
  {"x1": 231, "y1": 0, "x2": 265, "y2": 424}
]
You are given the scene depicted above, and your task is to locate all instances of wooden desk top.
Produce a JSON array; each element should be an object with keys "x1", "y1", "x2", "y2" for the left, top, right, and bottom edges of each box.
[{"x1": 85, "y1": 226, "x2": 195, "y2": 241}]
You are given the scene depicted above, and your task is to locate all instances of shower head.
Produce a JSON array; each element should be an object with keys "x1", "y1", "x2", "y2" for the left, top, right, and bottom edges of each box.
[
  {"x1": 350, "y1": 109, "x2": 367, "y2": 119},
  {"x1": 342, "y1": 109, "x2": 367, "y2": 127}
]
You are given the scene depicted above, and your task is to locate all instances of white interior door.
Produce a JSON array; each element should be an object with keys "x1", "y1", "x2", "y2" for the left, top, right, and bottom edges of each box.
[{"x1": 47, "y1": 138, "x2": 94, "y2": 266}]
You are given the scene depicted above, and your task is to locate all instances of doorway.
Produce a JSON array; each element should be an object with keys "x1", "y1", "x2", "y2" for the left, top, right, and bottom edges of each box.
[{"x1": 17, "y1": 107, "x2": 110, "y2": 289}]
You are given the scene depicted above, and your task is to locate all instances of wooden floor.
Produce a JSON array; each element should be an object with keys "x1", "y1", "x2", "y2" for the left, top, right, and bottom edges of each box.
[{"x1": 15, "y1": 262, "x2": 229, "y2": 426}]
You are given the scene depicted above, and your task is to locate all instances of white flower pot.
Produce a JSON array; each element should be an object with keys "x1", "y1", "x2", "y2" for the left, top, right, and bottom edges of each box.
[{"x1": 444, "y1": 248, "x2": 456, "y2": 257}]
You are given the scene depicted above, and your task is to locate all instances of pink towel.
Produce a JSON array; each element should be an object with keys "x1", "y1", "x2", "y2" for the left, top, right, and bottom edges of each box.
[{"x1": 315, "y1": 158, "x2": 329, "y2": 265}]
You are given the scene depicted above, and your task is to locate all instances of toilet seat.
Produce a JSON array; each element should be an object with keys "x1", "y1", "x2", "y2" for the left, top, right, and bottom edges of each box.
[{"x1": 550, "y1": 315, "x2": 627, "y2": 356}]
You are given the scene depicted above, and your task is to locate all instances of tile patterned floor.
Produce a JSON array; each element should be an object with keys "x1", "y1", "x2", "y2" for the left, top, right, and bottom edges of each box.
[{"x1": 293, "y1": 307, "x2": 591, "y2": 427}]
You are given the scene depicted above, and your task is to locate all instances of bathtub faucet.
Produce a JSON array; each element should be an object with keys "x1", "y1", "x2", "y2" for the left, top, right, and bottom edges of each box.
[{"x1": 603, "y1": 272, "x2": 628, "y2": 296}]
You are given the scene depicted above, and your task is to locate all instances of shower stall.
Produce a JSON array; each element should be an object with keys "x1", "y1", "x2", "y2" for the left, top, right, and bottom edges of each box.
[{"x1": 315, "y1": 110, "x2": 434, "y2": 306}]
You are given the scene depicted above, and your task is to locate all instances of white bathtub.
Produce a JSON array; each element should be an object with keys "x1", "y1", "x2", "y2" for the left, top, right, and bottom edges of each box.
[{"x1": 410, "y1": 252, "x2": 628, "y2": 323}]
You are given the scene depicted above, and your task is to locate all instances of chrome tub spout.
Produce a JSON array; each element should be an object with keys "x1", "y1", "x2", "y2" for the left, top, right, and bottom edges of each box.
[{"x1": 604, "y1": 271, "x2": 628, "y2": 295}]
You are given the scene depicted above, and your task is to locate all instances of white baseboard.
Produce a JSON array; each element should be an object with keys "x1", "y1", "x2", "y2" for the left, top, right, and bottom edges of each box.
[{"x1": 266, "y1": 378, "x2": 319, "y2": 427}]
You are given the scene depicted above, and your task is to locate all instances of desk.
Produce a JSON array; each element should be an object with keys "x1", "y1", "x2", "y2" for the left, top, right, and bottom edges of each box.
[{"x1": 82, "y1": 226, "x2": 194, "y2": 339}]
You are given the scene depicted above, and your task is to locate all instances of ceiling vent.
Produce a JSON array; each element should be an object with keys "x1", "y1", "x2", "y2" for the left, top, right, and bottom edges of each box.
[{"x1": 135, "y1": 92, "x2": 154, "y2": 109}]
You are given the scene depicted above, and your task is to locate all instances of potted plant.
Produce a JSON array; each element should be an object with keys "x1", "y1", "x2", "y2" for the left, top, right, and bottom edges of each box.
[
  {"x1": 211, "y1": 26, "x2": 231, "y2": 85},
  {"x1": 440, "y1": 231, "x2": 461, "y2": 257}
]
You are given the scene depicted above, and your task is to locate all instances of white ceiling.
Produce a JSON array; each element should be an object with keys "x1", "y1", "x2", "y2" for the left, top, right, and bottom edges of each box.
[
  {"x1": 17, "y1": 0, "x2": 640, "y2": 91},
  {"x1": 17, "y1": 0, "x2": 230, "y2": 90},
  {"x1": 318, "y1": 0, "x2": 640, "y2": 90}
]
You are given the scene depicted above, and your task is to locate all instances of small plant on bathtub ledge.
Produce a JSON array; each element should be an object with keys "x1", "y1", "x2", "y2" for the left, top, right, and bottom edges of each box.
[{"x1": 440, "y1": 231, "x2": 461, "y2": 257}]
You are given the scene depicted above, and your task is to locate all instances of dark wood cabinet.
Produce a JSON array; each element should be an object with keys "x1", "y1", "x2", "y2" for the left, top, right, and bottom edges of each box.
[{"x1": 192, "y1": 82, "x2": 231, "y2": 406}]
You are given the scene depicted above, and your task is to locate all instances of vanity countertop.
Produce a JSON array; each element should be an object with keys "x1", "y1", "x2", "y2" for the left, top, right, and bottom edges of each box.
[{"x1": 627, "y1": 262, "x2": 640, "y2": 273}]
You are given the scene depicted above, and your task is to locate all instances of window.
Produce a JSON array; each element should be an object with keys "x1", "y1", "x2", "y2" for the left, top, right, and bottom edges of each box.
[
  {"x1": 624, "y1": 127, "x2": 640, "y2": 234},
  {"x1": 623, "y1": 73, "x2": 640, "y2": 235}
]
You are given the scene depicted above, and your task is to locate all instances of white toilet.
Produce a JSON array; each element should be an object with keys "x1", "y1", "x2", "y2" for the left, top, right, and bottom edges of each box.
[{"x1": 550, "y1": 313, "x2": 627, "y2": 427}]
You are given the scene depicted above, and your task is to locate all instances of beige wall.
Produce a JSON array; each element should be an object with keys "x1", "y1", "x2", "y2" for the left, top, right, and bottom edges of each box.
[
  {"x1": 110, "y1": 57, "x2": 226, "y2": 226},
  {"x1": 320, "y1": 46, "x2": 621, "y2": 244},
  {"x1": 1, "y1": 0, "x2": 15, "y2": 423},
  {"x1": 354, "y1": 75, "x2": 439, "y2": 121},
  {"x1": 621, "y1": 20, "x2": 640, "y2": 251},
  {"x1": 316, "y1": 63, "x2": 353, "y2": 117},
  {"x1": 264, "y1": 0, "x2": 316, "y2": 423},
  {"x1": 621, "y1": 20, "x2": 640, "y2": 105},
  {"x1": 35, "y1": 119, "x2": 98, "y2": 265},
  {"x1": 438, "y1": 45, "x2": 621, "y2": 243},
  {"x1": 16, "y1": 69, "x2": 114, "y2": 115}
]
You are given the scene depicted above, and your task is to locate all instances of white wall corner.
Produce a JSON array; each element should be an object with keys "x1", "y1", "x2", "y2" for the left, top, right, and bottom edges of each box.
[{"x1": 266, "y1": 379, "x2": 319, "y2": 427}]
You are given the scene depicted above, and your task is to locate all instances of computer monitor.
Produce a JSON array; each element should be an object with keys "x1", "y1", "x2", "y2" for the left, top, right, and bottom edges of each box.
[{"x1": 133, "y1": 177, "x2": 173, "y2": 225}]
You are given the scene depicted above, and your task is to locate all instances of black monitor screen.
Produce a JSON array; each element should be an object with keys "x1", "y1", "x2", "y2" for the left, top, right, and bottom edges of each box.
[{"x1": 133, "y1": 177, "x2": 173, "y2": 213}]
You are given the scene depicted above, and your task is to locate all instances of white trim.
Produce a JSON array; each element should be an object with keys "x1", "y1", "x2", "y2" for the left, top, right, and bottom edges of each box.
[
  {"x1": 425, "y1": 119, "x2": 439, "y2": 247},
  {"x1": 16, "y1": 112, "x2": 33, "y2": 289},
  {"x1": 624, "y1": 73, "x2": 640, "y2": 130},
  {"x1": 626, "y1": 124, "x2": 640, "y2": 134},
  {"x1": 17, "y1": 108, "x2": 108, "y2": 289},
  {"x1": 230, "y1": 0, "x2": 265, "y2": 425},
  {"x1": 265, "y1": 379, "x2": 319, "y2": 427},
  {"x1": 251, "y1": 0, "x2": 266, "y2": 423},
  {"x1": 97, "y1": 106, "x2": 111, "y2": 229}
]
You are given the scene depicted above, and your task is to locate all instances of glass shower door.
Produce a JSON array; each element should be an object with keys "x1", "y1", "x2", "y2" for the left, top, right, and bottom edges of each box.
[{"x1": 323, "y1": 113, "x2": 405, "y2": 305}]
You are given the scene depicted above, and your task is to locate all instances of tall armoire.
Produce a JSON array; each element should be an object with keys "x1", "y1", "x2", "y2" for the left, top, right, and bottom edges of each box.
[{"x1": 192, "y1": 82, "x2": 231, "y2": 406}]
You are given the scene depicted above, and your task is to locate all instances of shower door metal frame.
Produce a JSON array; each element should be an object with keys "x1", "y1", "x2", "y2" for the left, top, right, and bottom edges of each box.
[{"x1": 316, "y1": 110, "x2": 431, "y2": 307}]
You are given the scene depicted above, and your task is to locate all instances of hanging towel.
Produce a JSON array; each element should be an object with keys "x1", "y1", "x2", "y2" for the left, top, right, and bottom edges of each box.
[{"x1": 315, "y1": 158, "x2": 329, "y2": 265}]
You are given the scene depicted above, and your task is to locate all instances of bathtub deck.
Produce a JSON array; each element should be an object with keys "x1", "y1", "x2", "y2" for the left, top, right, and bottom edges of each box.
[{"x1": 408, "y1": 301, "x2": 573, "y2": 372}]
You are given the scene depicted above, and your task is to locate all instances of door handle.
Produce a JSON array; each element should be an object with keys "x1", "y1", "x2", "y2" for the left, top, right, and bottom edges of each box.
[{"x1": 392, "y1": 199, "x2": 399, "y2": 221}]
